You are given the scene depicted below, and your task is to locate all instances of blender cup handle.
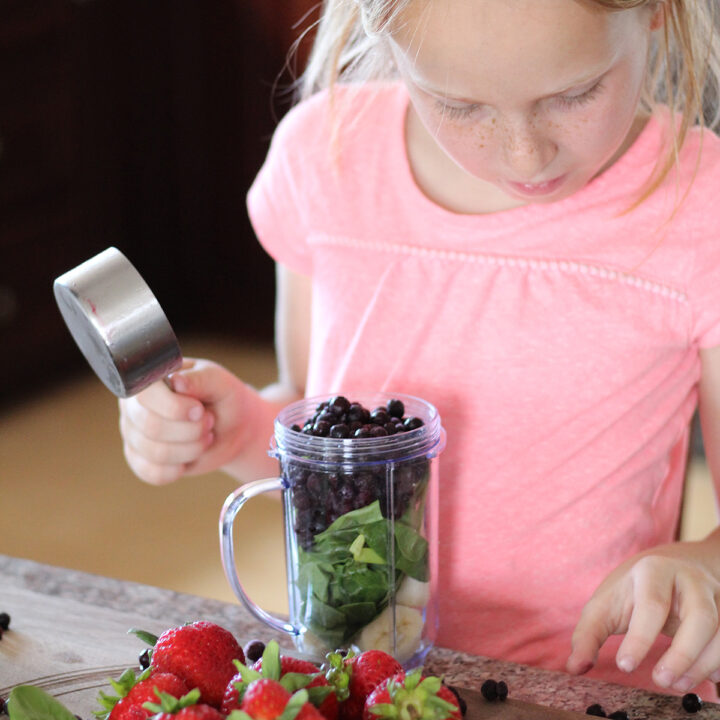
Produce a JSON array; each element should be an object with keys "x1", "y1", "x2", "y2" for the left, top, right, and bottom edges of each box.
[{"x1": 219, "y1": 477, "x2": 300, "y2": 636}]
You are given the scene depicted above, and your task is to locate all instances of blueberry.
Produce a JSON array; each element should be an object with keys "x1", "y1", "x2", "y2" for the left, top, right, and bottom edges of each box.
[
  {"x1": 329, "y1": 396, "x2": 351, "y2": 414},
  {"x1": 292, "y1": 488, "x2": 312, "y2": 510},
  {"x1": 330, "y1": 423, "x2": 350, "y2": 438},
  {"x1": 354, "y1": 427, "x2": 372, "y2": 438},
  {"x1": 371, "y1": 409, "x2": 390, "y2": 426},
  {"x1": 139, "y1": 648, "x2": 151, "y2": 669},
  {"x1": 403, "y1": 416, "x2": 424, "y2": 431},
  {"x1": 387, "y1": 399, "x2": 405, "y2": 418},
  {"x1": 0, "y1": 613, "x2": 10, "y2": 631},
  {"x1": 480, "y1": 680, "x2": 498, "y2": 701},
  {"x1": 608, "y1": 711, "x2": 628, "y2": 720},
  {"x1": 369, "y1": 425, "x2": 388, "y2": 437},
  {"x1": 347, "y1": 403, "x2": 366, "y2": 424},
  {"x1": 291, "y1": 423, "x2": 302, "y2": 432},
  {"x1": 306, "y1": 473, "x2": 323, "y2": 496},
  {"x1": 682, "y1": 694, "x2": 702, "y2": 713},
  {"x1": 496, "y1": 681, "x2": 508, "y2": 701},
  {"x1": 586, "y1": 704, "x2": 606, "y2": 717},
  {"x1": 313, "y1": 420, "x2": 331, "y2": 436},
  {"x1": 244, "y1": 639, "x2": 266, "y2": 663}
]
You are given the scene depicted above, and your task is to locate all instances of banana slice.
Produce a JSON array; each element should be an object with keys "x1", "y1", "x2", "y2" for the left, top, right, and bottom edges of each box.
[
  {"x1": 354, "y1": 605, "x2": 424, "y2": 662},
  {"x1": 395, "y1": 577, "x2": 431, "y2": 608}
]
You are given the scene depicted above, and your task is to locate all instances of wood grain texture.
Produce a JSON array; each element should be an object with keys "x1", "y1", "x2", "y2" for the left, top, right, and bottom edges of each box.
[{"x1": 1, "y1": 583, "x2": 591, "y2": 719}]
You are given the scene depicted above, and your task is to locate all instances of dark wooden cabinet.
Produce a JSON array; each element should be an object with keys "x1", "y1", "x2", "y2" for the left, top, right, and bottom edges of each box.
[{"x1": 0, "y1": 0, "x2": 316, "y2": 404}]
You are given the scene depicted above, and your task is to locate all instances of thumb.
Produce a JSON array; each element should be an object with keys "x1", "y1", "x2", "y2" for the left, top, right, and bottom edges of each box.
[
  {"x1": 567, "y1": 604, "x2": 612, "y2": 675},
  {"x1": 167, "y1": 360, "x2": 234, "y2": 406}
]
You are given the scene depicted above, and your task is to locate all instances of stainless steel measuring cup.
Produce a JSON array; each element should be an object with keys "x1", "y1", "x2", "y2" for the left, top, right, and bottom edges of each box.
[{"x1": 53, "y1": 247, "x2": 182, "y2": 398}]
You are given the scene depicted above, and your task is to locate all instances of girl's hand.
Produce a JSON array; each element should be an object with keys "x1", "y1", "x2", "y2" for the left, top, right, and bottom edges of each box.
[
  {"x1": 567, "y1": 536, "x2": 720, "y2": 691},
  {"x1": 118, "y1": 358, "x2": 257, "y2": 485}
]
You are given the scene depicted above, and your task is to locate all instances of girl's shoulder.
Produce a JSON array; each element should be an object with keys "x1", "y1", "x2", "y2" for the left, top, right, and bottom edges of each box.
[
  {"x1": 270, "y1": 82, "x2": 407, "y2": 154},
  {"x1": 672, "y1": 121, "x2": 720, "y2": 194}
]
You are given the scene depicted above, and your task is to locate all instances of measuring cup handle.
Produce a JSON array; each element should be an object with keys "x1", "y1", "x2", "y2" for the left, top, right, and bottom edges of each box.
[{"x1": 219, "y1": 478, "x2": 299, "y2": 636}]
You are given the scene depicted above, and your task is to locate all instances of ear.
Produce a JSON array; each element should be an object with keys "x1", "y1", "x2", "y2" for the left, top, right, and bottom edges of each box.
[{"x1": 649, "y1": 1, "x2": 666, "y2": 31}]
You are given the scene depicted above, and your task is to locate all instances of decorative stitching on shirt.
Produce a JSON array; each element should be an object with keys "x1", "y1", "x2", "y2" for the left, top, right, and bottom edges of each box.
[{"x1": 311, "y1": 233, "x2": 689, "y2": 303}]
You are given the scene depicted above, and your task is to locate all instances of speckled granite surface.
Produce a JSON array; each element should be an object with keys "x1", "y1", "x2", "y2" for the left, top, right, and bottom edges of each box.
[{"x1": 2, "y1": 554, "x2": 718, "y2": 719}]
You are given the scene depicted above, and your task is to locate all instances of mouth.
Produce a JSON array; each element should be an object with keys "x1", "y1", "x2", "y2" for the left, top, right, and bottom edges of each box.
[{"x1": 507, "y1": 174, "x2": 566, "y2": 198}]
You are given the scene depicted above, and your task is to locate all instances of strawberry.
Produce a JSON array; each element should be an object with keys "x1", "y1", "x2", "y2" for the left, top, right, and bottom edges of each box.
[
  {"x1": 362, "y1": 670, "x2": 461, "y2": 720},
  {"x1": 153, "y1": 705, "x2": 224, "y2": 720},
  {"x1": 110, "y1": 673, "x2": 189, "y2": 720},
  {"x1": 252, "y1": 656, "x2": 322, "y2": 675},
  {"x1": 151, "y1": 621, "x2": 244, "y2": 708},
  {"x1": 306, "y1": 674, "x2": 339, "y2": 720},
  {"x1": 323, "y1": 650, "x2": 402, "y2": 720},
  {"x1": 251, "y1": 652, "x2": 338, "y2": 720},
  {"x1": 241, "y1": 678, "x2": 292, "y2": 720},
  {"x1": 237, "y1": 683, "x2": 322, "y2": 720},
  {"x1": 222, "y1": 640, "x2": 337, "y2": 720},
  {"x1": 296, "y1": 701, "x2": 329, "y2": 720},
  {"x1": 144, "y1": 689, "x2": 224, "y2": 720},
  {"x1": 97, "y1": 667, "x2": 188, "y2": 720},
  {"x1": 109, "y1": 704, "x2": 147, "y2": 720}
]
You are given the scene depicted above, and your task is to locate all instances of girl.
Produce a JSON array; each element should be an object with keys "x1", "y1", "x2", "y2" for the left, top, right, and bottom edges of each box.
[{"x1": 118, "y1": 0, "x2": 720, "y2": 699}]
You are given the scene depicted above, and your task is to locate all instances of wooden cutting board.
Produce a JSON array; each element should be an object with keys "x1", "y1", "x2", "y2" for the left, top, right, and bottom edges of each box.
[
  {"x1": 459, "y1": 686, "x2": 589, "y2": 720},
  {"x1": 1, "y1": 582, "x2": 589, "y2": 719}
]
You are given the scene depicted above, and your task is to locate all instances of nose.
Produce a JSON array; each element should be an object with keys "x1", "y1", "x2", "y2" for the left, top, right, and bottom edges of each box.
[{"x1": 501, "y1": 116, "x2": 557, "y2": 181}]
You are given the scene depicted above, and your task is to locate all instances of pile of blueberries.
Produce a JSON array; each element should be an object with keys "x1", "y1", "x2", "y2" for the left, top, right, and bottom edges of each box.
[
  {"x1": 285, "y1": 396, "x2": 430, "y2": 549},
  {"x1": 291, "y1": 395, "x2": 424, "y2": 438}
]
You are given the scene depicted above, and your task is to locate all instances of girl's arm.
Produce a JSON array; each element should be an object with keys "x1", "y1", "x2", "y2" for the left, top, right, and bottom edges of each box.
[
  {"x1": 219, "y1": 264, "x2": 313, "y2": 480},
  {"x1": 118, "y1": 264, "x2": 312, "y2": 485},
  {"x1": 566, "y1": 345, "x2": 720, "y2": 691}
]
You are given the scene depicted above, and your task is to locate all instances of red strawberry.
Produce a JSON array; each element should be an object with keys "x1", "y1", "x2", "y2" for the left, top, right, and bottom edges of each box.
[
  {"x1": 297, "y1": 701, "x2": 328, "y2": 720},
  {"x1": 220, "y1": 670, "x2": 245, "y2": 715},
  {"x1": 143, "y1": 688, "x2": 225, "y2": 720},
  {"x1": 328, "y1": 651, "x2": 402, "y2": 720},
  {"x1": 153, "y1": 705, "x2": 224, "y2": 720},
  {"x1": 108, "y1": 703, "x2": 147, "y2": 720},
  {"x1": 151, "y1": 621, "x2": 244, "y2": 708},
  {"x1": 307, "y1": 674, "x2": 339, "y2": 720},
  {"x1": 362, "y1": 670, "x2": 461, "y2": 720},
  {"x1": 241, "y1": 678, "x2": 292, "y2": 720},
  {"x1": 251, "y1": 654, "x2": 337, "y2": 720},
  {"x1": 253, "y1": 656, "x2": 322, "y2": 675},
  {"x1": 109, "y1": 672, "x2": 189, "y2": 720}
]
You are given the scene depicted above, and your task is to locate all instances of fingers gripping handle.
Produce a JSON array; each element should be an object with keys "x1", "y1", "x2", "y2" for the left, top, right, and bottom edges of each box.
[{"x1": 219, "y1": 478, "x2": 299, "y2": 636}]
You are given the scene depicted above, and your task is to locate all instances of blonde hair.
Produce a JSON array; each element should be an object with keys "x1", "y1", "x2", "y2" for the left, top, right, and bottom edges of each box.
[{"x1": 296, "y1": 0, "x2": 720, "y2": 205}]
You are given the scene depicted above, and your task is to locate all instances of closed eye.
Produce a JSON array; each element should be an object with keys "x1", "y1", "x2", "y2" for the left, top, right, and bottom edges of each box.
[
  {"x1": 433, "y1": 99, "x2": 480, "y2": 120},
  {"x1": 554, "y1": 80, "x2": 604, "y2": 110}
]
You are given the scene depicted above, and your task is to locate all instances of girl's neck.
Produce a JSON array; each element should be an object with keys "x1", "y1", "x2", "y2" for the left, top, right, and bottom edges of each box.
[{"x1": 404, "y1": 104, "x2": 651, "y2": 216}]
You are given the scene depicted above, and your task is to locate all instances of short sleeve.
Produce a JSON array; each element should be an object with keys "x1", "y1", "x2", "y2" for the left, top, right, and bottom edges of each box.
[{"x1": 247, "y1": 96, "x2": 330, "y2": 276}]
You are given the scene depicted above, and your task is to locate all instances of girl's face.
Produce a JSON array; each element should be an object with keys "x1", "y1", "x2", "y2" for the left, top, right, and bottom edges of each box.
[{"x1": 389, "y1": 0, "x2": 661, "y2": 208}]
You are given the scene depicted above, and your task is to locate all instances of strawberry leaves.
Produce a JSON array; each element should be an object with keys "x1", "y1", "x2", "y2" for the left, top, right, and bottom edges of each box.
[
  {"x1": 95, "y1": 667, "x2": 153, "y2": 718},
  {"x1": 367, "y1": 671, "x2": 458, "y2": 720},
  {"x1": 143, "y1": 688, "x2": 201, "y2": 715}
]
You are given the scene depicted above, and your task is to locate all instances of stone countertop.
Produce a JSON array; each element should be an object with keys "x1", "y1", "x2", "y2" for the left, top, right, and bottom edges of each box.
[{"x1": 1, "y1": 554, "x2": 717, "y2": 720}]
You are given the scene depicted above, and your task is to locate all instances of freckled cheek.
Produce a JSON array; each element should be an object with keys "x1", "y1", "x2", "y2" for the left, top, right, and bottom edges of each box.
[
  {"x1": 567, "y1": 106, "x2": 632, "y2": 160},
  {"x1": 434, "y1": 122, "x2": 499, "y2": 172}
]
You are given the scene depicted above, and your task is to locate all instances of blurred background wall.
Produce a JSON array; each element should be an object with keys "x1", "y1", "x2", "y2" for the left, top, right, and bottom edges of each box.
[
  {"x1": 0, "y1": 0, "x2": 319, "y2": 613},
  {"x1": 0, "y1": 0, "x2": 319, "y2": 404}
]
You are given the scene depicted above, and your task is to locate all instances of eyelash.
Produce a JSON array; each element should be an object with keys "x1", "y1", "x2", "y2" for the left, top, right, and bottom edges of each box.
[
  {"x1": 433, "y1": 80, "x2": 604, "y2": 119},
  {"x1": 434, "y1": 100, "x2": 479, "y2": 120},
  {"x1": 554, "y1": 80, "x2": 604, "y2": 109}
]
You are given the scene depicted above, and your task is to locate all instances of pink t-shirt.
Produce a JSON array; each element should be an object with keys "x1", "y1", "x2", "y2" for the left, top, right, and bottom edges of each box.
[{"x1": 248, "y1": 83, "x2": 720, "y2": 694}]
